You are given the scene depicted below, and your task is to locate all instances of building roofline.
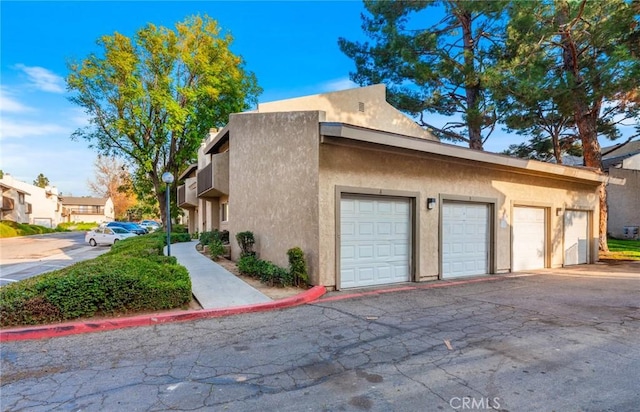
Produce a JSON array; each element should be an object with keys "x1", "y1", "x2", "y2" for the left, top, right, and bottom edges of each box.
[
  {"x1": 0, "y1": 182, "x2": 30, "y2": 195},
  {"x1": 178, "y1": 163, "x2": 198, "y2": 181},
  {"x1": 203, "y1": 126, "x2": 230, "y2": 155},
  {"x1": 320, "y1": 122, "x2": 625, "y2": 186}
]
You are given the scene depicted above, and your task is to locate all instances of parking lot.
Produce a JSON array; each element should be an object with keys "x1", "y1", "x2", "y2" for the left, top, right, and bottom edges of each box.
[{"x1": 1, "y1": 263, "x2": 639, "y2": 411}]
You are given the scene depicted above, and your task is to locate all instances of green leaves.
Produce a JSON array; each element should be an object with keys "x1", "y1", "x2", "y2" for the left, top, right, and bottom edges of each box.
[
  {"x1": 340, "y1": 1, "x2": 508, "y2": 149},
  {"x1": 67, "y1": 15, "x2": 261, "y2": 225}
]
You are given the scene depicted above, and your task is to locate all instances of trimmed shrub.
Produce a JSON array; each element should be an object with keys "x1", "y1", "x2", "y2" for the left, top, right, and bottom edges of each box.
[
  {"x1": 287, "y1": 247, "x2": 309, "y2": 287},
  {"x1": 236, "y1": 231, "x2": 255, "y2": 256},
  {"x1": 56, "y1": 222, "x2": 98, "y2": 232},
  {"x1": 170, "y1": 232, "x2": 191, "y2": 243},
  {"x1": 237, "y1": 254, "x2": 261, "y2": 277},
  {"x1": 172, "y1": 224, "x2": 188, "y2": 233},
  {"x1": 208, "y1": 239, "x2": 225, "y2": 261},
  {"x1": 236, "y1": 254, "x2": 292, "y2": 287},
  {"x1": 0, "y1": 235, "x2": 192, "y2": 328},
  {"x1": 0, "y1": 220, "x2": 59, "y2": 238}
]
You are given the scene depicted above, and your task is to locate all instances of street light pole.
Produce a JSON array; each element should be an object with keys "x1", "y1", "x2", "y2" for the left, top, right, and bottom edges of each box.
[{"x1": 161, "y1": 172, "x2": 175, "y2": 256}]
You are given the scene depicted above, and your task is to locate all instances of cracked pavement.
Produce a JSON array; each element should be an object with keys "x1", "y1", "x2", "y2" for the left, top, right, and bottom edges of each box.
[{"x1": 2, "y1": 272, "x2": 639, "y2": 411}]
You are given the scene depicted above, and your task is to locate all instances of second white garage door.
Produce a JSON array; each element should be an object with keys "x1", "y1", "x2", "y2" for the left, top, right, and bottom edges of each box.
[
  {"x1": 442, "y1": 202, "x2": 490, "y2": 278},
  {"x1": 512, "y1": 206, "x2": 546, "y2": 271},
  {"x1": 340, "y1": 196, "x2": 411, "y2": 289},
  {"x1": 564, "y1": 210, "x2": 589, "y2": 265}
]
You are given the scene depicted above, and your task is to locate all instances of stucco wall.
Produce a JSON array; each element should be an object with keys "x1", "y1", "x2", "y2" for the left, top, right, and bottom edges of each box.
[
  {"x1": 607, "y1": 168, "x2": 640, "y2": 238},
  {"x1": 318, "y1": 144, "x2": 600, "y2": 289},
  {"x1": 258, "y1": 84, "x2": 436, "y2": 142},
  {"x1": 228, "y1": 111, "x2": 322, "y2": 277},
  {"x1": 622, "y1": 153, "x2": 640, "y2": 170}
]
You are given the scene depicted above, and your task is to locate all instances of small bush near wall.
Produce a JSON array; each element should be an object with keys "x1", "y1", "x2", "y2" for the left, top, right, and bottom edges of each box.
[
  {"x1": 0, "y1": 235, "x2": 192, "y2": 327},
  {"x1": 172, "y1": 224, "x2": 189, "y2": 233},
  {"x1": 236, "y1": 231, "x2": 255, "y2": 256},
  {"x1": 287, "y1": 247, "x2": 309, "y2": 287},
  {"x1": 236, "y1": 254, "x2": 293, "y2": 287},
  {"x1": 199, "y1": 230, "x2": 228, "y2": 260}
]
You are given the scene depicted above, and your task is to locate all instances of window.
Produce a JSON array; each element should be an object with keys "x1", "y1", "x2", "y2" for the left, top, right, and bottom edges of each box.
[
  {"x1": 221, "y1": 202, "x2": 229, "y2": 222},
  {"x1": 18, "y1": 193, "x2": 25, "y2": 204}
]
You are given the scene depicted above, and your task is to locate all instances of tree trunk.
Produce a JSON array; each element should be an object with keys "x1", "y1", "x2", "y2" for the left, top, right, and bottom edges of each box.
[
  {"x1": 158, "y1": 189, "x2": 166, "y2": 228},
  {"x1": 558, "y1": 0, "x2": 608, "y2": 252},
  {"x1": 458, "y1": 8, "x2": 484, "y2": 151}
]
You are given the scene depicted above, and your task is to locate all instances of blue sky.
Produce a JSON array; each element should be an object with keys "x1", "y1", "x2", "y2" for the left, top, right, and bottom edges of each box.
[
  {"x1": 3, "y1": 1, "x2": 626, "y2": 197},
  {"x1": 1, "y1": 1, "x2": 372, "y2": 195}
]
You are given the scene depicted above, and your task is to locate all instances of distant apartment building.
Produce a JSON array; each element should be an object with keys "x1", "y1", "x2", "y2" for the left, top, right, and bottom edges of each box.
[
  {"x1": 0, "y1": 174, "x2": 63, "y2": 227},
  {"x1": 61, "y1": 197, "x2": 115, "y2": 224}
]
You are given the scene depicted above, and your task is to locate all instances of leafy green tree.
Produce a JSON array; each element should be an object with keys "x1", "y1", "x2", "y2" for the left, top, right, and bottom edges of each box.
[
  {"x1": 0, "y1": 170, "x2": 4, "y2": 179},
  {"x1": 499, "y1": 0, "x2": 640, "y2": 251},
  {"x1": 67, "y1": 15, "x2": 261, "y2": 225},
  {"x1": 339, "y1": 0, "x2": 508, "y2": 150},
  {"x1": 33, "y1": 173, "x2": 50, "y2": 188}
]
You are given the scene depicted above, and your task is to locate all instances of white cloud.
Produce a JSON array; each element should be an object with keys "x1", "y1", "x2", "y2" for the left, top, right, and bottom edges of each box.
[
  {"x1": 15, "y1": 64, "x2": 65, "y2": 93},
  {"x1": 0, "y1": 87, "x2": 34, "y2": 113},
  {"x1": 0, "y1": 119, "x2": 69, "y2": 139},
  {"x1": 68, "y1": 107, "x2": 91, "y2": 127},
  {"x1": 318, "y1": 78, "x2": 359, "y2": 93},
  {"x1": 1, "y1": 142, "x2": 96, "y2": 196}
]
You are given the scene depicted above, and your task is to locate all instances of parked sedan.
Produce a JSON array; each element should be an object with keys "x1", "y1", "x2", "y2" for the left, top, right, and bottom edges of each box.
[
  {"x1": 86, "y1": 227, "x2": 136, "y2": 246},
  {"x1": 104, "y1": 221, "x2": 148, "y2": 235},
  {"x1": 139, "y1": 220, "x2": 161, "y2": 232}
]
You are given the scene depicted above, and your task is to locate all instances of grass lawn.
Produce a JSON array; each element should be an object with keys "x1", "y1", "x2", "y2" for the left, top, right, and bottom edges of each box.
[{"x1": 600, "y1": 238, "x2": 640, "y2": 261}]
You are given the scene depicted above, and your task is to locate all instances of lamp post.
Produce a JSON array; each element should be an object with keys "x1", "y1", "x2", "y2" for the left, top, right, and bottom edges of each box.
[{"x1": 162, "y1": 172, "x2": 174, "y2": 256}]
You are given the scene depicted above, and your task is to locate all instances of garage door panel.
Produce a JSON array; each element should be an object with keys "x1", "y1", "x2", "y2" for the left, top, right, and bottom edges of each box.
[
  {"x1": 564, "y1": 211, "x2": 588, "y2": 265},
  {"x1": 513, "y1": 206, "x2": 546, "y2": 271},
  {"x1": 340, "y1": 196, "x2": 411, "y2": 288},
  {"x1": 442, "y1": 202, "x2": 490, "y2": 278}
]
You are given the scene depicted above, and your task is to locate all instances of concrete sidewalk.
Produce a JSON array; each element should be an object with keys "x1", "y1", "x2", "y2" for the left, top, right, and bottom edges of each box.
[{"x1": 167, "y1": 240, "x2": 272, "y2": 309}]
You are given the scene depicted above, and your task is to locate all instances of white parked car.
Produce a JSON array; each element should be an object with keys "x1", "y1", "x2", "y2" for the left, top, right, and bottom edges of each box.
[
  {"x1": 139, "y1": 220, "x2": 161, "y2": 232},
  {"x1": 85, "y1": 226, "x2": 136, "y2": 246}
]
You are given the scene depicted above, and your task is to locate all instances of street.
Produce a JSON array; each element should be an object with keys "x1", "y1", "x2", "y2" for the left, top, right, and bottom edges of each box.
[
  {"x1": 2, "y1": 269, "x2": 639, "y2": 411},
  {"x1": 0, "y1": 232, "x2": 109, "y2": 285}
]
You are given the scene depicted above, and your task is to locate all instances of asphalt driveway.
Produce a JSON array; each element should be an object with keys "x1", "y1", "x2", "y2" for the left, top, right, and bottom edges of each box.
[{"x1": 1, "y1": 263, "x2": 639, "y2": 411}]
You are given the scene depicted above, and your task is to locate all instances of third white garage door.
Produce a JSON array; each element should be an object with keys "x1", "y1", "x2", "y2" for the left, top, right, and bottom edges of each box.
[
  {"x1": 442, "y1": 202, "x2": 490, "y2": 278},
  {"x1": 340, "y1": 196, "x2": 411, "y2": 289},
  {"x1": 512, "y1": 206, "x2": 546, "y2": 271}
]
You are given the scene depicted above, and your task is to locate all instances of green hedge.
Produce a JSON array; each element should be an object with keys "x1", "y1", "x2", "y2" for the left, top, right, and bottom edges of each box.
[
  {"x1": 0, "y1": 235, "x2": 192, "y2": 327},
  {"x1": 0, "y1": 220, "x2": 65, "y2": 238}
]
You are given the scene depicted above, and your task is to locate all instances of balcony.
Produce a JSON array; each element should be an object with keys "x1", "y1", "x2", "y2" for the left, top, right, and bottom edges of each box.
[
  {"x1": 2, "y1": 196, "x2": 14, "y2": 211},
  {"x1": 197, "y1": 151, "x2": 229, "y2": 198},
  {"x1": 178, "y1": 177, "x2": 198, "y2": 209}
]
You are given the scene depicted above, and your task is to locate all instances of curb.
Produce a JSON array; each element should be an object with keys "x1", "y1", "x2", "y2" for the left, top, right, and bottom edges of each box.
[{"x1": 0, "y1": 286, "x2": 327, "y2": 342}]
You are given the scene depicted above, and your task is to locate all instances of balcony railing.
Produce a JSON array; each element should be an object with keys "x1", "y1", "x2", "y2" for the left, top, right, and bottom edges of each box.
[
  {"x1": 197, "y1": 151, "x2": 229, "y2": 198},
  {"x1": 178, "y1": 177, "x2": 198, "y2": 209}
]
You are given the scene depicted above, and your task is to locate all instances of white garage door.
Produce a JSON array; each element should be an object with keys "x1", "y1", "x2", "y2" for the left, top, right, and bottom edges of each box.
[
  {"x1": 564, "y1": 210, "x2": 589, "y2": 265},
  {"x1": 340, "y1": 196, "x2": 411, "y2": 289},
  {"x1": 512, "y1": 206, "x2": 546, "y2": 271},
  {"x1": 442, "y1": 202, "x2": 490, "y2": 278}
]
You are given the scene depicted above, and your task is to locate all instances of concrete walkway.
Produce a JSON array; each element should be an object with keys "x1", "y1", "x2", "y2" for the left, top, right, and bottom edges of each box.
[{"x1": 167, "y1": 240, "x2": 272, "y2": 309}]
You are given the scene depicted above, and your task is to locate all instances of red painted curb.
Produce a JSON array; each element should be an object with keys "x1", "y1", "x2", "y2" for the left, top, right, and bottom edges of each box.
[{"x1": 0, "y1": 286, "x2": 327, "y2": 342}]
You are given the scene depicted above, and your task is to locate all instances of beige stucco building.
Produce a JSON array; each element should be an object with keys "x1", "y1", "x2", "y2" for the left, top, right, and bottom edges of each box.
[
  {"x1": 0, "y1": 174, "x2": 63, "y2": 228},
  {"x1": 603, "y1": 140, "x2": 640, "y2": 239},
  {"x1": 179, "y1": 85, "x2": 620, "y2": 290},
  {"x1": 61, "y1": 197, "x2": 115, "y2": 224}
]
